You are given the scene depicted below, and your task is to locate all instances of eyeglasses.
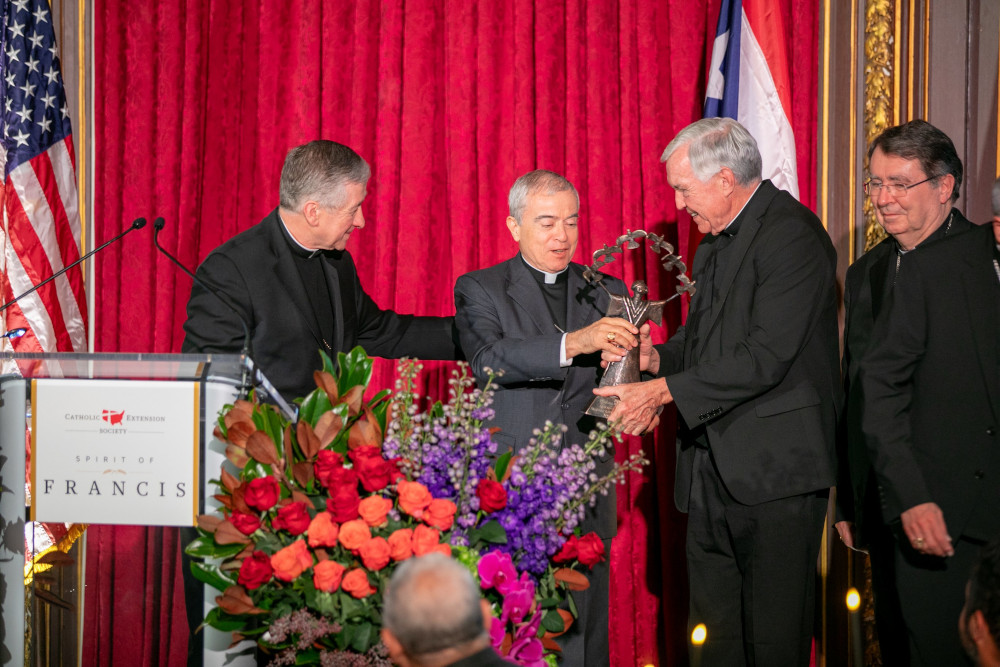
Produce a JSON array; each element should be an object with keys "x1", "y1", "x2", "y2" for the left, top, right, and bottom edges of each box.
[{"x1": 863, "y1": 174, "x2": 940, "y2": 198}]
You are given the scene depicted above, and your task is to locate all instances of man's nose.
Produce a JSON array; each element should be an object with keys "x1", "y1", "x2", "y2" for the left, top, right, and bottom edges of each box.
[{"x1": 674, "y1": 190, "x2": 685, "y2": 210}]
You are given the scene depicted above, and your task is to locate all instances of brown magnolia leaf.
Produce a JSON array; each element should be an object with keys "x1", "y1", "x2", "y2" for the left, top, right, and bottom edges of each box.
[
  {"x1": 500, "y1": 455, "x2": 518, "y2": 484},
  {"x1": 213, "y1": 494, "x2": 234, "y2": 511},
  {"x1": 313, "y1": 548, "x2": 329, "y2": 561},
  {"x1": 296, "y1": 421, "x2": 322, "y2": 460},
  {"x1": 341, "y1": 385, "x2": 364, "y2": 416},
  {"x1": 541, "y1": 609, "x2": 575, "y2": 639},
  {"x1": 197, "y1": 515, "x2": 223, "y2": 534},
  {"x1": 291, "y1": 489, "x2": 311, "y2": 506},
  {"x1": 231, "y1": 400, "x2": 255, "y2": 420},
  {"x1": 283, "y1": 425, "x2": 294, "y2": 464},
  {"x1": 313, "y1": 411, "x2": 344, "y2": 448},
  {"x1": 228, "y1": 633, "x2": 247, "y2": 649},
  {"x1": 553, "y1": 568, "x2": 590, "y2": 591},
  {"x1": 231, "y1": 486, "x2": 251, "y2": 514},
  {"x1": 214, "y1": 520, "x2": 252, "y2": 545},
  {"x1": 313, "y1": 370, "x2": 339, "y2": 402},
  {"x1": 499, "y1": 632, "x2": 512, "y2": 655},
  {"x1": 37, "y1": 550, "x2": 74, "y2": 566},
  {"x1": 216, "y1": 586, "x2": 266, "y2": 615},
  {"x1": 292, "y1": 462, "x2": 314, "y2": 488},
  {"x1": 541, "y1": 636, "x2": 563, "y2": 651},
  {"x1": 246, "y1": 432, "x2": 280, "y2": 466},
  {"x1": 213, "y1": 425, "x2": 226, "y2": 442},
  {"x1": 347, "y1": 417, "x2": 378, "y2": 450},
  {"x1": 225, "y1": 443, "x2": 249, "y2": 468},
  {"x1": 220, "y1": 468, "x2": 240, "y2": 494},
  {"x1": 235, "y1": 543, "x2": 255, "y2": 559},
  {"x1": 225, "y1": 421, "x2": 256, "y2": 449}
]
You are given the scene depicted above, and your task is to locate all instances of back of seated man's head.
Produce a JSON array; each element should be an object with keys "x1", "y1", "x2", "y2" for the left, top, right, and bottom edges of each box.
[
  {"x1": 381, "y1": 553, "x2": 492, "y2": 667},
  {"x1": 961, "y1": 536, "x2": 1000, "y2": 666}
]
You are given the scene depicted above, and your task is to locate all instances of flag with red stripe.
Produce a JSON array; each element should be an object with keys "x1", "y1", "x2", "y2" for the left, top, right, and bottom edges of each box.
[
  {"x1": 704, "y1": 0, "x2": 799, "y2": 199},
  {"x1": 0, "y1": 0, "x2": 86, "y2": 355}
]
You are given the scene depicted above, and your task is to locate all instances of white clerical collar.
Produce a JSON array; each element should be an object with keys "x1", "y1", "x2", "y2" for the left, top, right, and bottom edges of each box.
[
  {"x1": 722, "y1": 182, "x2": 762, "y2": 233},
  {"x1": 521, "y1": 255, "x2": 568, "y2": 284},
  {"x1": 278, "y1": 211, "x2": 322, "y2": 256}
]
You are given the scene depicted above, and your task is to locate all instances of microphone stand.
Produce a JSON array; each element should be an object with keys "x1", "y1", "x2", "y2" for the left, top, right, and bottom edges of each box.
[
  {"x1": 151, "y1": 217, "x2": 254, "y2": 400},
  {"x1": 0, "y1": 217, "x2": 148, "y2": 313}
]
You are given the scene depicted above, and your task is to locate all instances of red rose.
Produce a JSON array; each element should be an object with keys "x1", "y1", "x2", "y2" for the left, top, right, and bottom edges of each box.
[
  {"x1": 244, "y1": 476, "x2": 280, "y2": 512},
  {"x1": 475, "y1": 479, "x2": 508, "y2": 513},
  {"x1": 314, "y1": 450, "x2": 345, "y2": 488},
  {"x1": 237, "y1": 551, "x2": 273, "y2": 590},
  {"x1": 325, "y1": 468, "x2": 361, "y2": 522},
  {"x1": 341, "y1": 568, "x2": 376, "y2": 599},
  {"x1": 359, "y1": 536, "x2": 391, "y2": 571},
  {"x1": 386, "y1": 457, "x2": 406, "y2": 485},
  {"x1": 552, "y1": 535, "x2": 579, "y2": 563},
  {"x1": 576, "y1": 533, "x2": 606, "y2": 567},
  {"x1": 349, "y1": 446, "x2": 392, "y2": 492},
  {"x1": 230, "y1": 511, "x2": 261, "y2": 535},
  {"x1": 272, "y1": 502, "x2": 311, "y2": 535}
]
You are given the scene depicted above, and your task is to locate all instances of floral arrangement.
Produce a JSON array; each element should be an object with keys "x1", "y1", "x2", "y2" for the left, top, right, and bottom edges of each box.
[{"x1": 187, "y1": 348, "x2": 647, "y2": 666}]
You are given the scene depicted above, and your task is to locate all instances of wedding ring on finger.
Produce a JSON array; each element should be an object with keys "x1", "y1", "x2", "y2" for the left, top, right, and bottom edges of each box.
[
  {"x1": 606, "y1": 332, "x2": 616, "y2": 342},
  {"x1": 915, "y1": 537, "x2": 925, "y2": 547}
]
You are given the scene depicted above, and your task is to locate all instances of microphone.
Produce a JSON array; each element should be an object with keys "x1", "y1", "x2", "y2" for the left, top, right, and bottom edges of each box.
[
  {"x1": 0, "y1": 217, "x2": 148, "y2": 313},
  {"x1": 152, "y1": 216, "x2": 254, "y2": 399}
]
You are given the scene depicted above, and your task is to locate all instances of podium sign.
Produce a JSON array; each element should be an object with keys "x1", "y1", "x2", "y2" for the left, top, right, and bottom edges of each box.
[{"x1": 30, "y1": 378, "x2": 200, "y2": 526}]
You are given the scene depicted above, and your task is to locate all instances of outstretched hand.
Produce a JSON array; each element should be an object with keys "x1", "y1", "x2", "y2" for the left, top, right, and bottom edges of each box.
[
  {"x1": 566, "y1": 317, "x2": 639, "y2": 359},
  {"x1": 593, "y1": 377, "x2": 671, "y2": 435}
]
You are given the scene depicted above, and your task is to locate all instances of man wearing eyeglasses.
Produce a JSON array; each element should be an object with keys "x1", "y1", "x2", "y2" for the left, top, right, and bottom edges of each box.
[{"x1": 835, "y1": 119, "x2": 974, "y2": 664}]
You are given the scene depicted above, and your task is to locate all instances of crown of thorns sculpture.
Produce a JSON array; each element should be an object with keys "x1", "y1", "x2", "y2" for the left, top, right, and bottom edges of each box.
[{"x1": 582, "y1": 229, "x2": 696, "y2": 298}]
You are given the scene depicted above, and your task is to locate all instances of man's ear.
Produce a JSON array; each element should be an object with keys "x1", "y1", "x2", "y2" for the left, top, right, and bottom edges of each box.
[
  {"x1": 716, "y1": 167, "x2": 736, "y2": 196},
  {"x1": 480, "y1": 598, "x2": 494, "y2": 633},
  {"x1": 970, "y1": 609, "x2": 990, "y2": 643},
  {"x1": 936, "y1": 174, "x2": 956, "y2": 204},
  {"x1": 381, "y1": 628, "x2": 409, "y2": 667},
  {"x1": 506, "y1": 216, "x2": 521, "y2": 242},
  {"x1": 302, "y1": 200, "x2": 321, "y2": 227}
]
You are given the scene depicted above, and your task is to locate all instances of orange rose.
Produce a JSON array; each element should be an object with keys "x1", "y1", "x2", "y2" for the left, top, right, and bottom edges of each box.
[
  {"x1": 307, "y1": 511, "x2": 339, "y2": 548},
  {"x1": 388, "y1": 529, "x2": 414, "y2": 561},
  {"x1": 424, "y1": 498, "x2": 457, "y2": 530},
  {"x1": 338, "y1": 519, "x2": 372, "y2": 552},
  {"x1": 397, "y1": 480, "x2": 433, "y2": 518},
  {"x1": 341, "y1": 568, "x2": 376, "y2": 598},
  {"x1": 358, "y1": 496, "x2": 393, "y2": 527},
  {"x1": 411, "y1": 524, "x2": 442, "y2": 556},
  {"x1": 270, "y1": 540, "x2": 312, "y2": 582},
  {"x1": 359, "y1": 536, "x2": 391, "y2": 571},
  {"x1": 313, "y1": 559, "x2": 346, "y2": 592},
  {"x1": 432, "y1": 543, "x2": 451, "y2": 557}
]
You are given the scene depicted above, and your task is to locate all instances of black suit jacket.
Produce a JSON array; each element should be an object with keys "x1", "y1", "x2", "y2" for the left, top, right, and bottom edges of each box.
[
  {"x1": 182, "y1": 208, "x2": 458, "y2": 400},
  {"x1": 860, "y1": 223, "x2": 1000, "y2": 539},
  {"x1": 837, "y1": 210, "x2": 973, "y2": 529},
  {"x1": 454, "y1": 256, "x2": 625, "y2": 537},
  {"x1": 656, "y1": 181, "x2": 841, "y2": 511}
]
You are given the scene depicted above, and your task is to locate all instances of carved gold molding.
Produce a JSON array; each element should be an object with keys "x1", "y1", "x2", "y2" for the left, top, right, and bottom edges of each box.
[{"x1": 863, "y1": 0, "x2": 894, "y2": 252}]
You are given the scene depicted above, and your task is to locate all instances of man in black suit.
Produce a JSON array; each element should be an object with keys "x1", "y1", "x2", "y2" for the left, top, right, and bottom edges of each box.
[
  {"x1": 860, "y1": 215, "x2": 1000, "y2": 665},
  {"x1": 182, "y1": 140, "x2": 458, "y2": 401},
  {"x1": 834, "y1": 120, "x2": 972, "y2": 662},
  {"x1": 454, "y1": 170, "x2": 639, "y2": 667},
  {"x1": 594, "y1": 118, "x2": 840, "y2": 665}
]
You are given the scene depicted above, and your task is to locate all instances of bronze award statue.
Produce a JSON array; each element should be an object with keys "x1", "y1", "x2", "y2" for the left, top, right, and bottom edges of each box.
[{"x1": 583, "y1": 230, "x2": 695, "y2": 418}]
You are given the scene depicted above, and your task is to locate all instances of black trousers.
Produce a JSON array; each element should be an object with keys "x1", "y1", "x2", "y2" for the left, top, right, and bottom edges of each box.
[{"x1": 686, "y1": 447, "x2": 827, "y2": 667}]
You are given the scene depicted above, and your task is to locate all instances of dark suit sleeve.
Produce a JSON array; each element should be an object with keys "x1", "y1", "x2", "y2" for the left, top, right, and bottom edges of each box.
[
  {"x1": 859, "y1": 259, "x2": 932, "y2": 522},
  {"x1": 454, "y1": 273, "x2": 566, "y2": 385},
  {"x1": 666, "y1": 218, "x2": 835, "y2": 424},
  {"x1": 181, "y1": 251, "x2": 253, "y2": 354}
]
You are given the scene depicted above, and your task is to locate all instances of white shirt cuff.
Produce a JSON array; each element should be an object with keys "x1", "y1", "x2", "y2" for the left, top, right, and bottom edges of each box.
[{"x1": 559, "y1": 333, "x2": 571, "y2": 367}]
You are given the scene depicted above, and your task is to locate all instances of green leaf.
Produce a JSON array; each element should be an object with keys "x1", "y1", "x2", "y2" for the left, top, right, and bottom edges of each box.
[
  {"x1": 312, "y1": 591, "x2": 339, "y2": 617},
  {"x1": 340, "y1": 594, "x2": 366, "y2": 621},
  {"x1": 320, "y1": 349, "x2": 336, "y2": 375},
  {"x1": 298, "y1": 387, "x2": 334, "y2": 426},
  {"x1": 429, "y1": 401, "x2": 445, "y2": 420},
  {"x1": 541, "y1": 608, "x2": 565, "y2": 633},
  {"x1": 203, "y1": 606, "x2": 249, "y2": 632},
  {"x1": 294, "y1": 649, "x2": 321, "y2": 665},
  {"x1": 337, "y1": 347, "x2": 374, "y2": 395},
  {"x1": 494, "y1": 450, "x2": 513, "y2": 481},
  {"x1": 538, "y1": 596, "x2": 560, "y2": 609},
  {"x1": 567, "y1": 589, "x2": 578, "y2": 618},
  {"x1": 473, "y1": 520, "x2": 508, "y2": 545},
  {"x1": 349, "y1": 621, "x2": 375, "y2": 652},
  {"x1": 184, "y1": 536, "x2": 245, "y2": 559},
  {"x1": 190, "y1": 561, "x2": 236, "y2": 594}
]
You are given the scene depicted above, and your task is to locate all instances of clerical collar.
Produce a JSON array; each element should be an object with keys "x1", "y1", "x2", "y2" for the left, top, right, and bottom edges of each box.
[
  {"x1": 278, "y1": 212, "x2": 324, "y2": 258},
  {"x1": 520, "y1": 255, "x2": 568, "y2": 285},
  {"x1": 719, "y1": 182, "x2": 761, "y2": 237}
]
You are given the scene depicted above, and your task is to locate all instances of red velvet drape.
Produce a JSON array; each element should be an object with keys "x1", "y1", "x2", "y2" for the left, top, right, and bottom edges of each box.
[{"x1": 86, "y1": 1, "x2": 817, "y2": 664}]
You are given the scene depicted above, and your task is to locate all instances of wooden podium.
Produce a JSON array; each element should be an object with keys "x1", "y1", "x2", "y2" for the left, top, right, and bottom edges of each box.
[{"x1": 0, "y1": 352, "x2": 290, "y2": 666}]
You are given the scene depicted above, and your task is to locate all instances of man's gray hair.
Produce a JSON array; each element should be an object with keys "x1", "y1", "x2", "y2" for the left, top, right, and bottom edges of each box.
[
  {"x1": 383, "y1": 553, "x2": 486, "y2": 658},
  {"x1": 992, "y1": 177, "x2": 1000, "y2": 217},
  {"x1": 508, "y1": 169, "x2": 579, "y2": 223},
  {"x1": 278, "y1": 140, "x2": 371, "y2": 212},
  {"x1": 660, "y1": 117, "x2": 763, "y2": 186}
]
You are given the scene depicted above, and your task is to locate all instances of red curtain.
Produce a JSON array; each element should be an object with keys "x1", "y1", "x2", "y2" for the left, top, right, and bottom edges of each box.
[{"x1": 86, "y1": 1, "x2": 817, "y2": 664}]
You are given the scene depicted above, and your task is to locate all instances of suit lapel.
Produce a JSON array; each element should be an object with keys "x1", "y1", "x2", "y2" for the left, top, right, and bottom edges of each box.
[
  {"x1": 266, "y1": 212, "x2": 325, "y2": 347},
  {"x1": 325, "y1": 259, "x2": 345, "y2": 353},
  {"x1": 505, "y1": 257, "x2": 559, "y2": 335},
  {"x1": 567, "y1": 264, "x2": 611, "y2": 332}
]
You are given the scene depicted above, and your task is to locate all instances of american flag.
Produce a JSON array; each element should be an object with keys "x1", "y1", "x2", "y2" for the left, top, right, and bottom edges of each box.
[{"x1": 0, "y1": 0, "x2": 86, "y2": 354}]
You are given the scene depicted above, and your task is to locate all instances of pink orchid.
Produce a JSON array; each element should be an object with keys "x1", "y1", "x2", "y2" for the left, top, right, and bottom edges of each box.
[{"x1": 478, "y1": 550, "x2": 518, "y2": 594}]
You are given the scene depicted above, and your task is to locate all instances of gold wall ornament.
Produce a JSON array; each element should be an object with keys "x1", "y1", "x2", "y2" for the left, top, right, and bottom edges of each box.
[{"x1": 863, "y1": 0, "x2": 895, "y2": 252}]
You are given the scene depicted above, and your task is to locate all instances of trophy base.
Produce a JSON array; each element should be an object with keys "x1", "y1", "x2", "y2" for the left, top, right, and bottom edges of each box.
[{"x1": 585, "y1": 395, "x2": 619, "y2": 419}]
